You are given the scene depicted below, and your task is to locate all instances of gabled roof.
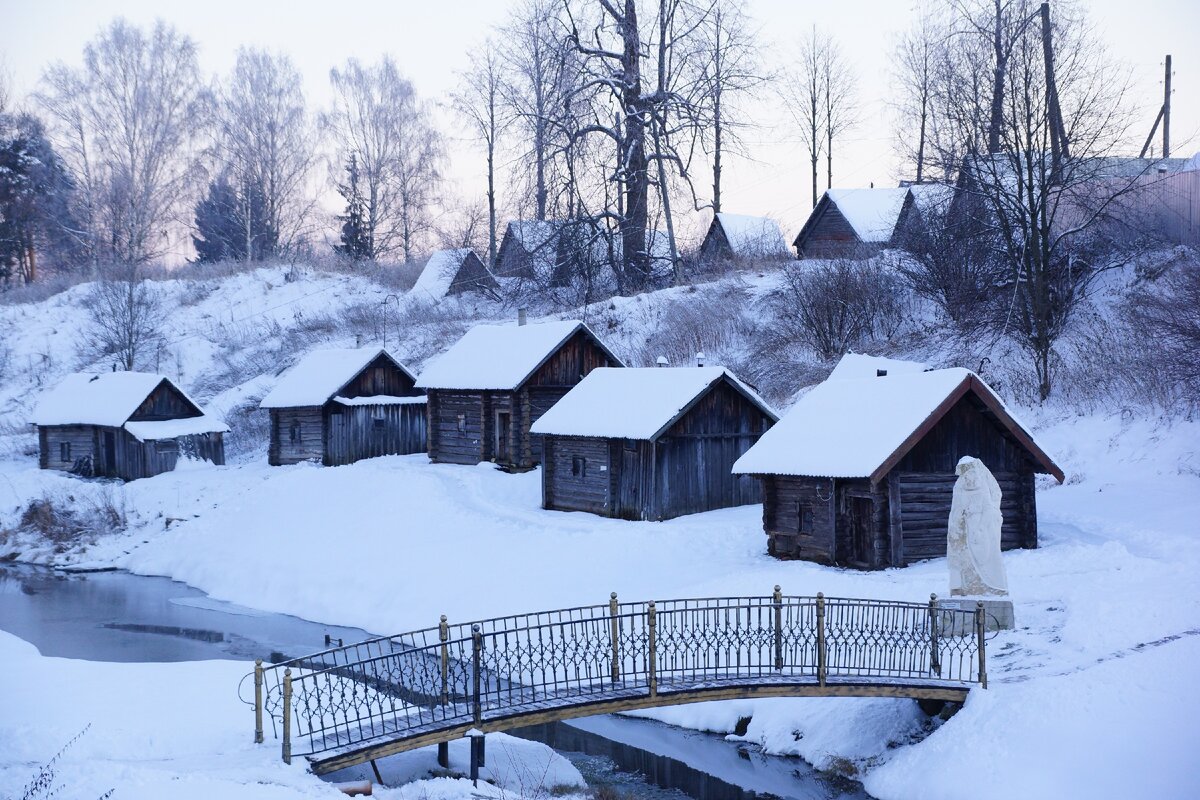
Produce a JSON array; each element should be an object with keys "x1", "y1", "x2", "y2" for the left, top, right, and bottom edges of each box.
[
  {"x1": 825, "y1": 188, "x2": 910, "y2": 242},
  {"x1": 412, "y1": 248, "x2": 493, "y2": 299},
  {"x1": 826, "y1": 353, "x2": 928, "y2": 381},
  {"x1": 34, "y1": 372, "x2": 199, "y2": 427},
  {"x1": 733, "y1": 368, "x2": 1063, "y2": 483},
  {"x1": 708, "y1": 213, "x2": 789, "y2": 257},
  {"x1": 530, "y1": 367, "x2": 778, "y2": 441},
  {"x1": 497, "y1": 220, "x2": 564, "y2": 278},
  {"x1": 260, "y1": 347, "x2": 416, "y2": 409},
  {"x1": 416, "y1": 320, "x2": 622, "y2": 391}
]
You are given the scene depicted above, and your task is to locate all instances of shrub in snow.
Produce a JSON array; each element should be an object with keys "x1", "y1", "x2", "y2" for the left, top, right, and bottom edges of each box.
[
  {"x1": 17, "y1": 724, "x2": 113, "y2": 800},
  {"x1": 9, "y1": 488, "x2": 126, "y2": 552}
]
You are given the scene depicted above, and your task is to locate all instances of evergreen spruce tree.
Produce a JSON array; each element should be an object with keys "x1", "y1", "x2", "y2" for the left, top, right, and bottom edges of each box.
[
  {"x1": 193, "y1": 176, "x2": 278, "y2": 264},
  {"x1": 335, "y1": 154, "x2": 371, "y2": 261}
]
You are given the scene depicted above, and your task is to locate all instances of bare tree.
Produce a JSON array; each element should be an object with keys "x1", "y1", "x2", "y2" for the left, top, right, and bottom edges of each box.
[
  {"x1": 82, "y1": 264, "x2": 163, "y2": 371},
  {"x1": 453, "y1": 41, "x2": 510, "y2": 267},
  {"x1": 38, "y1": 19, "x2": 207, "y2": 265},
  {"x1": 936, "y1": 0, "x2": 1144, "y2": 399},
  {"x1": 215, "y1": 48, "x2": 318, "y2": 259},
  {"x1": 820, "y1": 35, "x2": 857, "y2": 191},
  {"x1": 498, "y1": 0, "x2": 580, "y2": 221},
  {"x1": 694, "y1": 0, "x2": 764, "y2": 213},
  {"x1": 891, "y1": 11, "x2": 944, "y2": 183},
  {"x1": 325, "y1": 57, "x2": 443, "y2": 262},
  {"x1": 785, "y1": 28, "x2": 825, "y2": 208}
]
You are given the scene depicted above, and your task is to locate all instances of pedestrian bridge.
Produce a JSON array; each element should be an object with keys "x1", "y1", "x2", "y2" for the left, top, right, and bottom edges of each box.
[{"x1": 242, "y1": 590, "x2": 991, "y2": 775}]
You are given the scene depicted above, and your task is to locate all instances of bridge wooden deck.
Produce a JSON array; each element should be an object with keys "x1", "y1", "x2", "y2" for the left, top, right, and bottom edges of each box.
[{"x1": 242, "y1": 590, "x2": 990, "y2": 774}]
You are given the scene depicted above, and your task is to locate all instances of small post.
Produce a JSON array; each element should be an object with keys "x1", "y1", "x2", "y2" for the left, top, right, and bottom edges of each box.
[
  {"x1": 816, "y1": 593, "x2": 827, "y2": 687},
  {"x1": 253, "y1": 658, "x2": 264, "y2": 744},
  {"x1": 609, "y1": 592, "x2": 621, "y2": 684},
  {"x1": 439, "y1": 615, "x2": 450, "y2": 707},
  {"x1": 976, "y1": 601, "x2": 988, "y2": 690},
  {"x1": 469, "y1": 732, "x2": 485, "y2": 786},
  {"x1": 928, "y1": 594, "x2": 941, "y2": 677},
  {"x1": 772, "y1": 585, "x2": 783, "y2": 670},
  {"x1": 647, "y1": 602, "x2": 657, "y2": 697},
  {"x1": 471, "y1": 624, "x2": 483, "y2": 725},
  {"x1": 281, "y1": 668, "x2": 293, "y2": 765},
  {"x1": 437, "y1": 741, "x2": 449, "y2": 769}
]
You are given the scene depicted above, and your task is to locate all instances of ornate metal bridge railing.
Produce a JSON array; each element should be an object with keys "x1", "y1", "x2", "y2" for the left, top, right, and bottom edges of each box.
[{"x1": 240, "y1": 589, "x2": 988, "y2": 772}]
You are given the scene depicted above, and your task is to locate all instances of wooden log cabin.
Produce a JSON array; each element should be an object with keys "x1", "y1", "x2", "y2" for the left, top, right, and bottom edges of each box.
[
  {"x1": 260, "y1": 347, "x2": 426, "y2": 466},
  {"x1": 792, "y1": 188, "x2": 909, "y2": 259},
  {"x1": 531, "y1": 366, "x2": 778, "y2": 520},
  {"x1": 33, "y1": 372, "x2": 227, "y2": 481},
  {"x1": 733, "y1": 364, "x2": 1064, "y2": 568},
  {"x1": 416, "y1": 319, "x2": 622, "y2": 470},
  {"x1": 697, "y1": 213, "x2": 789, "y2": 264},
  {"x1": 411, "y1": 248, "x2": 498, "y2": 299}
]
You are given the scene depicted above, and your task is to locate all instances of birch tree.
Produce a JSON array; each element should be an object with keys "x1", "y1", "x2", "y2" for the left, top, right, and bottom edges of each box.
[
  {"x1": 452, "y1": 41, "x2": 510, "y2": 267},
  {"x1": 325, "y1": 57, "x2": 443, "y2": 262},
  {"x1": 38, "y1": 19, "x2": 207, "y2": 265}
]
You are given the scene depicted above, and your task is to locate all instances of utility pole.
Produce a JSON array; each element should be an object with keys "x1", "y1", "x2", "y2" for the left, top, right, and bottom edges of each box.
[{"x1": 1163, "y1": 54, "x2": 1172, "y2": 158}]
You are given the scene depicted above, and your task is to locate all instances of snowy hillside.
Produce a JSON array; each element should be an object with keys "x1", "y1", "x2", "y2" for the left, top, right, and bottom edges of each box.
[{"x1": 1, "y1": 262, "x2": 1198, "y2": 799}]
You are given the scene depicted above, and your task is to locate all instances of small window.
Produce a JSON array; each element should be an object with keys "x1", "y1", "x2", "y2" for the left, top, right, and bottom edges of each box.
[
  {"x1": 457, "y1": 414, "x2": 466, "y2": 433},
  {"x1": 289, "y1": 423, "x2": 301, "y2": 444},
  {"x1": 373, "y1": 417, "x2": 387, "y2": 430},
  {"x1": 797, "y1": 503, "x2": 814, "y2": 536},
  {"x1": 572, "y1": 456, "x2": 587, "y2": 478},
  {"x1": 60, "y1": 442, "x2": 71, "y2": 462}
]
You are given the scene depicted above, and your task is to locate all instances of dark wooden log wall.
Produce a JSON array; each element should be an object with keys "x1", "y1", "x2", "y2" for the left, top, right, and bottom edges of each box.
[
  {"x1": 449, "y1": 251, "x2": 499, "y2": 295},
  {"x1": 39, "y1": 425, "x2": 96, "y2": 471},
  {"x1": 269, "y1": 407, "x2": 324, "y2": 465},
  {"x1": 761, "y1": 475, "x2": 838, "y2": 563},
  {"x1": 697, "y1": 223, "x2": 732, "y2": 263},
  {"x1": 542, "y1": 436, "x2": 612, "y2": 514},
  {"x1": 796, "y1": 205, "x2": 873, "y2": 259},
  {"x1": 129, "y1": 381, "x2": 203, "y2": 421},
  {"x1": 889, "y1": 471, "x2": 1033, "y2": 562},
  {"x1": 325, "y1": 402, "x2": 427, "y2": 466},
  {"x1": 426, "y1": 391, "x2": 486, "y2": 465},
  {"x1": 336, "y1": 355, "x2": 418, "y2": 400}
]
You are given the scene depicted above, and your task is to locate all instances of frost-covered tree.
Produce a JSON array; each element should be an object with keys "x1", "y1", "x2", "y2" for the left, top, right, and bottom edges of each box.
[
  {"x1": 38, "y1": 18, "x2": 208, "y2": 265},
  {"x1": 324, "y1": 57, "x2": 443, "y2": 262},
  {"x1": 452, "y1": 40, "x2": 510, "y2": 267},
  {"x1": 0, "y1": 113, "x2": 81, "y2": 285},
  {"x1": 335, "y1": 154, "x2": 371, "y2": 261},
  {"x1": 82, "y1": 264, "x2": 163, "y2": 371},
  {"x1": 192, "y1": 176, "x2": 274, "y2": 264},
  {"x1": 214, "y1": 49, "x2": 317, "y2": 258}
]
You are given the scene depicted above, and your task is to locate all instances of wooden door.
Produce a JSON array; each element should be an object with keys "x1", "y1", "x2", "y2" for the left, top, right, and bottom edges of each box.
[
  {"x1": 103, "y1": 431, "x2": 116, "y2": 476},
  {"x1": 495, "y1": 411, "x2": 511, "y2": 463},
  {"x1": 617, "y1": 440, "x2": 641, "y2": 519},
  {"x1": 848, "y1": 496, "x2": 874, "y2": 566}
]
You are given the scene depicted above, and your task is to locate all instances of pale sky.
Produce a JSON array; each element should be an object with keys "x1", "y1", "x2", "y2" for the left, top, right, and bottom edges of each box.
[{"x1": 1, "y1": 0, "x2": 1196, "y2": 250}]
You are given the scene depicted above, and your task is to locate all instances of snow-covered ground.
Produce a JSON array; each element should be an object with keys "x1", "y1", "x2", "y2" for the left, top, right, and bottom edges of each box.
[
  {"x1": 1, "y1": 407, "x2": 1198, "y2": 798},
  {"x1": 2, "y1": 264, "x2": 1198, "y2": 799}
]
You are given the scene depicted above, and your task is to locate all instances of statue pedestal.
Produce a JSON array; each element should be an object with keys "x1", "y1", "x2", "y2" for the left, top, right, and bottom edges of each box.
[{"x1": 937, "y1": 597, "x2": 1015, "y2": 633}]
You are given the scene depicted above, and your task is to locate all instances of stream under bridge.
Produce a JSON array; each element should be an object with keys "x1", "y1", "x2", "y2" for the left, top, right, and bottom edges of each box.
[{"x1": 242, "y1": 590, "x2": 992, "y2": 775}]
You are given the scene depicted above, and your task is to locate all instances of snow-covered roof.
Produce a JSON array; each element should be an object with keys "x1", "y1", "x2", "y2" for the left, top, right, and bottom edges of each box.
[
  {"x1": 713, "y1": 213, "x2": 789, "y2": 256},
  {"x1": 733, "y1": 368, "x2": 1063, "y2": 482},
  {"x1": 824, "y1": 188, "x2": 910, "y2": 242},
  {"x1": 124, "y1": 415, "x2": 229, "y2": 442},
  {"x1": 332, "y1": 395, "x2": 427, "y2": 406},
  {"x1": 530, "y1": 367, "x2": 778, "y2": 440},
  {"x1": 826, "y1": 353, "x2": 929, "y2": 381},
  {"x1": 906, "y1": 183, "x2": 955, "y2": 216},
  {"x1": 33, "y1": 372, "x2": 198, "y2": 428},
  {"x1": 260, "y1": 347, "x2": 416, "y2": 409},
  {"x1": 412, "y1": 249, "x2": 479, "y2": 299},
  {"x1": 416, "y1": 320, "x2": 621, "y2": 391},
  {"x1": 507, "y1": 220, "x2": 563, "y2": 252}
]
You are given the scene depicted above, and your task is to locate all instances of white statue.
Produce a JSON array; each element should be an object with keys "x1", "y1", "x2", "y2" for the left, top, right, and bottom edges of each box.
[{"x1": 947, "y1": 456, "x2": 1008, "y2": 597}]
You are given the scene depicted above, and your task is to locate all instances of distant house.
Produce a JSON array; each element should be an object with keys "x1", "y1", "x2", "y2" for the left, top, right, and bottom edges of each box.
[
  {"x1": 260, "y1": 347, "x2": 425, "y2": 467},
  {"x1": 733, "y1": 364, "x2": 1064, "y2": 568},
  {"x1": 531, "y1": 367, "x2": 777, "y2": 520},
  {"x1": 34, "y1": 372, "x2": 227, "y2": 480},
  {"x1": 494, "y1": 221, "x2": 566, "y2": 281},
  {"x1": 698, "y1": 213, "x2": 789, "y2": 263},
  {"x1": 416, "y1": 319, "x2": 622, "y2": 470},
  {"x1": 412, "y1": 249, "x2": 498, "y2": 299},
  {"x1": 892, "y1": 183, "x2": 955, "y2": 244},
  {"x1": 792, "y1": 188, "x2": 910, "y2": 259}
]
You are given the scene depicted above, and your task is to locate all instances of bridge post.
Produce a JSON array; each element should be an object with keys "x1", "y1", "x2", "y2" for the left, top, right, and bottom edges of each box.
[
  {"x1": 253, "y1": 658, "x2": 264, "y2": 744},
  {"x1": 816, "y1": 593, "x2": 827, "y2": 687},
  {"x1": 439, "y1": 615, "x2": 450, "y2": 706},
  {"x1": 772, "y1": 585, "x2": 783, "y2": 670},
  {"x1": 281, "y1": 668, "x2": 292, "y2": 765},
  {"x1": 609, "y1": 592, "x2": 621, "y2": 684},
  {"x1": 928, "y1": 594, "x2": 941, "y2": 677},
  {"x1": 976, "y1": 602, "x2": 988, "y2": 689},
  {"x1": 647, "y1": 602, "x2": 657, "y2": 697},
  {"x1": 472, "y1": 624, "x2": 483, "y2": 725}
]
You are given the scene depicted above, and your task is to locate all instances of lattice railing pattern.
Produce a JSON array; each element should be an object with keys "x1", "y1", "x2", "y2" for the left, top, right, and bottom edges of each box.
[{"x1": 242, "y1": 591, "x2": 989, "y2": 763}]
